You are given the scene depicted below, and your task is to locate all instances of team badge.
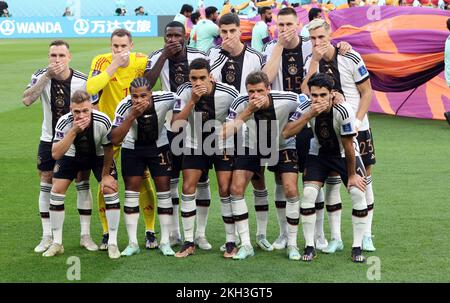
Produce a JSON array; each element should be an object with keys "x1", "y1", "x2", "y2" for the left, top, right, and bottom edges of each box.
[
  {"x1": 290, "y1": 112, "x2": 300, "y2": 121},
  {"x1": 288, "y1": 64, "x2": 298, "y2": 76},
  {"x1": 320, "y1": 126, "x2": 330, "y2": 138},
  {"x1": 225, "y1": 71, "x2": 236, "y2": 83},
  {"x1": 342, "y1": 122, "x2": 353, "y2": 133},
  {"x1": 358, "y1": 65, "x2": 368, "y2": 77},
  {"x1": 298, "y1": 94, "x2": 308, "y2": 104},
  {"x1": 55, "y1": 97, "x2": 65, "y2": 108},
  {"x1": 227, "y1": 111, "x2": 237, "y2": 120},
  {"x1": 56, "y1": 131, "x2": 64, "y2": 139},
  {"x1": 53, "y1": 164, "x2": 60, "y2": 173},
  {"x1": 37, "y1": 155, "x2": 42, "y2": 165},
  {"x1": 115, "y1": 116, "x2": 124, "y2": 125},
  {"x1": 175, "y1": 74, "x2": 185, "y2": 85}
]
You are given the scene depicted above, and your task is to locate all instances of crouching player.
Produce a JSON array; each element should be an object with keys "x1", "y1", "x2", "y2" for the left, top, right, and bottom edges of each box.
[
  {"x1": 282, "y1": 73, "x2": 368, "y2": 263},
  {"x1": 43, "y1": 90, "x2": 120, "y2": 259},
  {"x1": 110, "y1": 77, "x2": 180, "y2": 257}
]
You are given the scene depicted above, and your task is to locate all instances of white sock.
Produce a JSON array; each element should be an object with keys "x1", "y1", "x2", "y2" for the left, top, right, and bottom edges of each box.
[
  {"x1": 301, "y1": 184, "x2": 319, "y2": 247},
  {"x1": 49, "y1": 192, "x2": 65, "y2": 245},
  {"x1": 124, "y1": 191, "x2": 140, "y2": 245},
  {"x1": 39, "y1": 182, "x2": 52, "y2": 237},
  {"x1": 253, "y1": 188, "x2": 268, "y2": 237},
  {"x1": 231, "y1": 195, "x2": 250, "y2": 246},
  {"x1": 170, "y1": 178, "x2": 180, "y2": 237},
  {"x1": 76, "y1": 181, "x2": 92, "y2": 236},
  {"x1": 181, "y1": 193, "x2": 196, "y2": 242},
  {"x1": 286, "y1": 196, "x2": 300, "y2": 247},
  {"x1": 314, "y1": 188, "x2": 325, "y2": 239},
  {"x1": 220, "y1": 196, "x2": 236, "y2": 243},
  {"x1": 104, "y1": 192, "x2": 120, "y2": 246},
  {"x1": 195, "y1": 180, "x2": 210, "y2": 238},
  {"x1": 325, "y1": 176, "x2": 342, "y2": 241},
  {"x1": 275, "y1": 183, "x2": 287, "y2": 236},
  {"x1": 365, "y1": 175, "x2": 374, "y2": 237},
  {"x1": 157, "y1": 191, "x2": 173, "y2": 245},
  {"x1": 349, "y1": 187, "x2": 368, "y2": 248}
]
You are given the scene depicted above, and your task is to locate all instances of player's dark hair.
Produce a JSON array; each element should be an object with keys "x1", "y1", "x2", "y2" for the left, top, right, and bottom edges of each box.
[
  {"x1": 205, "y1": 6, "x2": 218, "y2": 18},
  {"x1": 258, "y1": 6, "x2": 271, "y2": 16},
  {"x1": 189, "y1": 58, "x2": 211, "y2": 74},
  {"x1": 71, "y1": 90, "x2": 91, "y2": 104},
  {"x1": 130, "y1": 77, "x2": 151, "y2": 92},
  {"x1": 180, "y1": 4, "x2": 194, "y2": 14},
  {"x1": 347, "y1": 0, "x2": 356, "y2": 4},
  {"x1": 111, "y1": 28, "x2": 132, "y2": 41},
  {"x1": 277, "y1": 7, "x2": 297, "y2": 18},
  {"x1": 49, "y1": 40, "x2": 69, "y2": 49},
  {"x1": 191, "y1": 12, "x2": 201, "y2": 24},
  {"x1": 447, "y1": 18, "x2": 450, "y2": 31},
  {"x1": 246, "y1": 71, "x2": 270, "y2": 88},
  {"x1": 219, "y1": 13, "x2": 240, "y2": 27},
  {"x1": 307, "y1": 73, "x2": 334, "y2": 91},
  {"x1": 165, "y1": 21, "x2": 186, "y2": 35},
  {"x1": 308, "y1": 8, "x2": 322, "y2": 22}
]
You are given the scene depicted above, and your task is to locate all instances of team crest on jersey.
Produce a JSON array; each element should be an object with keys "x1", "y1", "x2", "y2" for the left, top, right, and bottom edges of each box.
[
  {"x1": 226, "y1": 72, "x2": 236, "y2": 83},
  {"x1": 92, "y1": 70, "x2": 101, "y2": 77},
  {"x1": 31, "y1": 78, "x2": 37, "y2": 86},
  {"x1": 175, "y1": 75, "x2": 185, "y2": 85},
  {"x1": 342, "y1": 122, "x2": 353, "y2": 133},
  {"x1": 115, "y1": 116, "x2": 124, "y2": 125},
  {"x1": 358, "y1": 65, "x2": 368, "y2": 77},
  {"x1": 320, "y1": 127, "x2": 330, "y2": 138},
  {"x1": 56, "y1": 131, "x2": 64, "y2": 139},
  {"x1": 288, "y1": 64, "x2": 298, "y2": 76}
]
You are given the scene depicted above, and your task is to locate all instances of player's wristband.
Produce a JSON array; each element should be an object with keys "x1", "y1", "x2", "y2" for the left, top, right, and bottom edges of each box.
[{"x1": 354, "y1": 119, "x2": 362, "y2": 130}]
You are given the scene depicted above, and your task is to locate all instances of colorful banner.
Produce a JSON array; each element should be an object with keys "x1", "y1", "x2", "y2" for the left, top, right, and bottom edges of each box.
[
  {"x1": 0, "y1": 16, "x2": 158, "y2": 39},
  {"x1": 329, "y1": 6, "x2": 450, "y2": 120}
]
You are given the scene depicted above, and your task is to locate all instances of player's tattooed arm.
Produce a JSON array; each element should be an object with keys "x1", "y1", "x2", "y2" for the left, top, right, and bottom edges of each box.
[{"x1": 22, "y1": 73, "x2": 51, "y2": 106}]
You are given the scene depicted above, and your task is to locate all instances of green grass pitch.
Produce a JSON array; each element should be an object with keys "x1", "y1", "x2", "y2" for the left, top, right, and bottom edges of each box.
[{"x1": 0, "y1": 37, "x2": 449, "y2": 283}]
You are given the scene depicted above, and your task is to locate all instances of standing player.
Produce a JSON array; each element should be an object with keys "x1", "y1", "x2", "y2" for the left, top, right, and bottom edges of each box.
[
  {"x1": 263, "y1": 7, "x2": 352, "y2": 251},
  {"x1": 171, "y1": 58, "x2": 239, "y2": 258},
  {"x1": 23, "y1": 40, "x2": 98, "y2": 253},
  {"x1": 303, "y1": 19, "x2": 375, "y2": 253},
  {"x1": 190, "y1": 6, "x2": 219, "y2": 53},
  {"x1": 145, "y1": 21, "x2": 213, "y2": 249},
  {"x1": 86, "y1": 29, "x2": 159, "y2": 251},
  {"x1": 283, "y1": 73, "x2": 368, "y2": 263},
  {"x1": 43, "y1": 90, "x2": 120, "y2": 259},
  {"x1": 209, "y1": 13, "x2": 273, "y2": 252},
  {"x1": 251, "y1": 6, "x2": 273, "y2": 52},
  {"x1": 222, "y1": 72, "x2": 300, "y2": 260},
  {"x1": 110, "y1": 78, "x2": 180, "y2": 256}
]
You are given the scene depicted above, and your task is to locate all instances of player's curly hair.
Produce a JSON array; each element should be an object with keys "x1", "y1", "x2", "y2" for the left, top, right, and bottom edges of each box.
[{"x1": 130, "y1": 77, "x2": 151, "y2": 92}]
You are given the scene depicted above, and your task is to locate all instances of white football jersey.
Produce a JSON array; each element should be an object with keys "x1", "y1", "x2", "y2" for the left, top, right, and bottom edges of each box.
[{"x1": 53, "y1": 109, "x2": 111, "y2": 157}]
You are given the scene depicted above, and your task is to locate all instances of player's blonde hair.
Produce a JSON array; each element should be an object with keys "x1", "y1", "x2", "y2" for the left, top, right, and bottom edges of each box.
[
  {"x1": 308, "y1": 18, "x2": 330, "y2": 32},
  {"x1": 71, "y1": 90, "x2": 91, "y2": 104}
]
